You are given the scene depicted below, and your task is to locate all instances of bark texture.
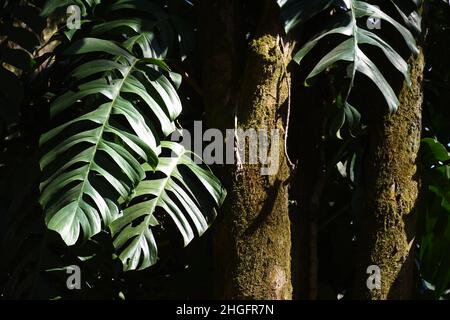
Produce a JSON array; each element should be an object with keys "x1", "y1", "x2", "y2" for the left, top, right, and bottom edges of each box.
[
  {"x1": 353, "y1": 50, "x2": 425, "y2": 299},
  {"x1": 199, "y1": 0, "x2": 293, "y2": 299}
]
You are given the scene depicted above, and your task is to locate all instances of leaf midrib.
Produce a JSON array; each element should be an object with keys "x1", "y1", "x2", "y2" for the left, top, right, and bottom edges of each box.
[
  {"x1": 72, "y1": 58, "x2": 139, "y2": 222},
  {"x1": 125, "y1": 150, "x2": 185, "y2": 248}
]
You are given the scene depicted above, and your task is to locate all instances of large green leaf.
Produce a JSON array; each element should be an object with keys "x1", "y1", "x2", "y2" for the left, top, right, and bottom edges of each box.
[
  {"x1": 281, "y1": 0, "x2": 419, "y2": 134},
  {"x1": 36, "y1": 0, "x2": 225, "y2": 274},
  {"x1": 39, "y1": 38, "x2": 182, "y2": 246},
  {"x1": 110, "y1": 142, "x2": 226, "y2": 271}
]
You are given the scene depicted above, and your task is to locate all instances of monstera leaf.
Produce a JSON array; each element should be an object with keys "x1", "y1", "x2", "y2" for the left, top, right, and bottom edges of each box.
[
  {"x1": 38, "y1": 0, "x2": 225, "y2": 274},
  {"x1": 39, "y1": 38, "x2": 181, "y2": 246},
  {"x1": 279, "y1": 0, "x2": 419, "y2": 133},
  {"x1": 110, "y1": 141, "x2": 226, "y2": 271}
]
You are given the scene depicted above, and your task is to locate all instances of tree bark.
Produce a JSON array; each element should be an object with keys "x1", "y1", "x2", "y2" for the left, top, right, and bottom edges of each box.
[
  {"x1": 352, "y1": 50, "x2": 425, "y2": 299},
  {"x1": 199, "y1": 0, "x2": 293, "y2": 299}
]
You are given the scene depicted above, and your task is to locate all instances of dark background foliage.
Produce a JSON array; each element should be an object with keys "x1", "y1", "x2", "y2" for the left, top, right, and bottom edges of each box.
[{"x1": 0, "y1": 0, "x2": 449, "y2": 299}]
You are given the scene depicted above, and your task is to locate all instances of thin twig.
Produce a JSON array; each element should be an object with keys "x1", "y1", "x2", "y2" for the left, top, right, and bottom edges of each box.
[{"x1": 279, "y1": 37, "x2": 296, "y2": 171}]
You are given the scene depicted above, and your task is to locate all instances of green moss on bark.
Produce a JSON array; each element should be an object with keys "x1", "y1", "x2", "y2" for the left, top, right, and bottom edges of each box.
[
  {"x1": 353, "y1": 50, "x2": 425, "y2": 299},
  {"x1": 220, "y1": 32, "x2": 292, "y2": 300},
  {"x1": 201, "y1": 0, "x2": 293, "y2": 300}
]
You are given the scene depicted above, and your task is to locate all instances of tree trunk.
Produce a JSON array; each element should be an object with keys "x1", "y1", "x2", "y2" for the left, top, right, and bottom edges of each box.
[
  {"x1": 353, "y1": 50, "x2": 425, "y2": 299},
  {"x1": 199, "y1": 0, "x2": 293, "y2": 299}
]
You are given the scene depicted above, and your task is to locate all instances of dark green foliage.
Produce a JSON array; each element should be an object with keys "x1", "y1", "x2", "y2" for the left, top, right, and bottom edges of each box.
[
  {"x1": 0, "y1": 0, "x2": 448, "y2": 300},
  {"x1": 0, "y1": 0, "x2": 224, "y2": 299},
  {"x1": 282, "y1": 0, "x2": 450, "y2": 298},
  {"x1": 416, "y1": 0, "x2": 450, "y2": 298}
]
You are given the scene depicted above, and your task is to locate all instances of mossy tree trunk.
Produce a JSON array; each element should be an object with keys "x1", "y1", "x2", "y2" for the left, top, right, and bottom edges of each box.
[
  {"x1": 199, "y1": 0, "x2": 293, "y2": 299},
  {"x1": 353, "y1": 51, "x2": 425, "y2": 299}
]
